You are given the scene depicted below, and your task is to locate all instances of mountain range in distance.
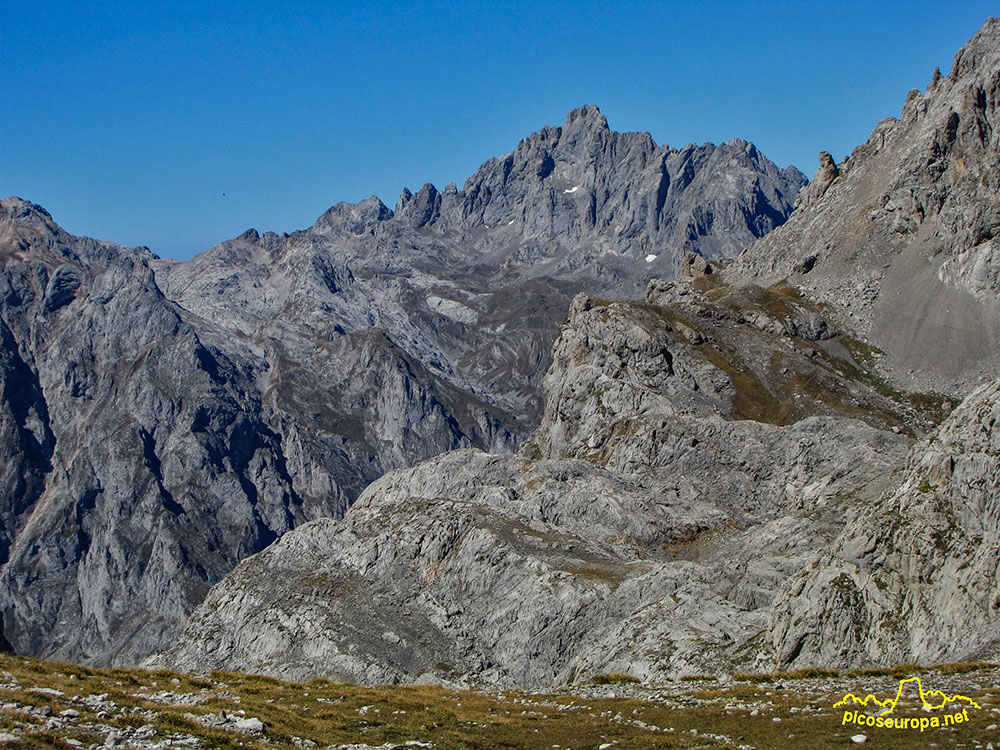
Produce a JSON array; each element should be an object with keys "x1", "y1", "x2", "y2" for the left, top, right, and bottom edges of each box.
[
  {"x1": 0, "y1": 102, "x2": 805, "y2": 665},
  {"x1": 1, "y1": 16, "x2": 999, "y2": 697},
  {"x1": 156, "y1": 16, "x2": 1000, "y2": 685}
]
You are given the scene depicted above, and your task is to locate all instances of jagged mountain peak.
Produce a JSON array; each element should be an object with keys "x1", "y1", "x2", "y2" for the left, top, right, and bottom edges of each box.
[
  {"x1": 951, "y1": 16, "x2": 999, "y2": 78},
  {"x1": 563, "y1": 103, "x2": 609, "y2": 130},
  {"x1": 312, "y1": 194, "x2": 393, "y2": 234},
  {"x1": 489, "y1": 104, "x2": 655, "y2": 177},
  {"x1": 394, "y1": 183, "x2": 440, "y2": 227},
  {"x1": 2, "y1": 196, "x2": 49, "y2": 217},
  {"x1": 724, "y1": 136, "x2": 754, "y2": 151},
  {"x1": 1, "y1": 197, "x2": 59, "y2": 240},
  {"x1": 385, "y1": 106, "x2": 805, "y2": 292},
  {"x1": 0, "y1": 196, "x2": 150, "y2": 273},
  {"x1": 292, "y1": 106, "x2": 803, "y2": 297}
]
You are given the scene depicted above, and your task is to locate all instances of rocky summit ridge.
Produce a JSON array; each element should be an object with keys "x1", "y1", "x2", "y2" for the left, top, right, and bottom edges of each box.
[
  {"x1": 155, "y1": 19, "x2": 1000, "y2": 686},
  {"x1": 0, "y1": 107, "x2": 803, "y2": 665},
  {"x1": 390, "y1": 104, "x2": 804, "y2": 292}
]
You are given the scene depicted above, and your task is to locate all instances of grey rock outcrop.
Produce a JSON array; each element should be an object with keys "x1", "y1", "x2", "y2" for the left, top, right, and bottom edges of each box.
[
  {"x1": 732, "y1": 17, "x2": 1000, "y2": 396},
  {"x1": 157, "y1": 19, "x2": 1000, "y2": 686},
  {"x1": 153, "y1": 289, "x2": 915, "y2": 685},
  {"x1": 792, "y1": 151, "x2": 839, "y2": 210},
  {"x1": 1, "y1": 106, "x2": 805, "y2": 665},
  {"x1": 771, "y1": 375, "x2": 1000, "y2": 668}
]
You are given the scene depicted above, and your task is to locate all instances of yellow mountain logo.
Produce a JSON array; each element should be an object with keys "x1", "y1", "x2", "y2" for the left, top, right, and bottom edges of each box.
[{"x1": 835, "y1": 676, "x2": 981, "y2": 733}]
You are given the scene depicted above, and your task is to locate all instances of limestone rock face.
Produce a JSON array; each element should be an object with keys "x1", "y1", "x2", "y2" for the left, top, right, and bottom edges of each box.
[
  {"x1": 1, "y1": 105, "x2": 804, "y2": 665},
  {"x1": 733, "y1": 18, "x2": 1000, "y2": 396},
  {"x1": 153, "y1": 289, "x2": 914, "y2": 685},
  {"x1": 771, "y1": 377, "x2": 1000, "y2": 669},
  {"x1": 158, "y1": 274, "x2": 1000, "y2": 684},
  {"x1": 156, "y1": 19, "x2": 1000, "y2": 686}
]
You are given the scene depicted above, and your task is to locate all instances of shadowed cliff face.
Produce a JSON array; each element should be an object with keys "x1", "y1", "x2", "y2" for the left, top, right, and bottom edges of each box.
[
  {"x1": 0, "y1": 199, "x2": 327, "y2": 663},
  {"x1": 0, "y1": 106, "x2": 805, "y2": 665},
  {"x1": 156, "y1": 20, "x2": 1000, "y2": 685},
  {"x1": 733, "y1": 18, "x2": 1000, "y2": 397}
]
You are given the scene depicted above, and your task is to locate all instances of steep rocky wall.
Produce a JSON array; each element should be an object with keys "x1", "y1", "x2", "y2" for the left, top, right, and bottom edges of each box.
[
  {"x1": 732, "y1": 18, "x2": 1000, "y2": 397},
  {"x1": 771, "y1": 377, "x2": 1000, "y2": 668},
  {"x1": 155, "y1": 19, "x2": 1000, "y2": 685},
  {"x1": 0, "y1": 105, "x2": 805, "y2": 665}
]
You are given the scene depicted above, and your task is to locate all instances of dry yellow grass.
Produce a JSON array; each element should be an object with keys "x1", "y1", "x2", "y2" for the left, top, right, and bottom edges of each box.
[{"x1": 0, "y1": 654, "x2": 996, "y2": 749}]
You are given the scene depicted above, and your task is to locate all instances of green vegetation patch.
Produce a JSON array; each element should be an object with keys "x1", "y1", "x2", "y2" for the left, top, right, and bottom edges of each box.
[{"x1": 698, "y1": 343, "x2": 791, "y2": 424}]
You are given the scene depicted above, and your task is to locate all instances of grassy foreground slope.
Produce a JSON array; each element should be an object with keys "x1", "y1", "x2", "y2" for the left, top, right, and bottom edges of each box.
[{"x1": 0, "y1": 655, "x2": 997, "y2": 749}]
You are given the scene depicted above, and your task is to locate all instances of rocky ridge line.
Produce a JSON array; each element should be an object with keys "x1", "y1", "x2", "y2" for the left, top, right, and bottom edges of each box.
[
  {"x1": 155, "y1": 18, "x2": 1000, "y2": 684},
  {"x1": 0, "y1": 105, "x2": 805, "y2": 665}
]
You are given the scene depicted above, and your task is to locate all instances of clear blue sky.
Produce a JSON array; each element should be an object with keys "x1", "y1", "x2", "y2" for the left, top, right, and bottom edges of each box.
[{"x1": 3, "y1": 1, "x2": 996, "y2": 259}]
